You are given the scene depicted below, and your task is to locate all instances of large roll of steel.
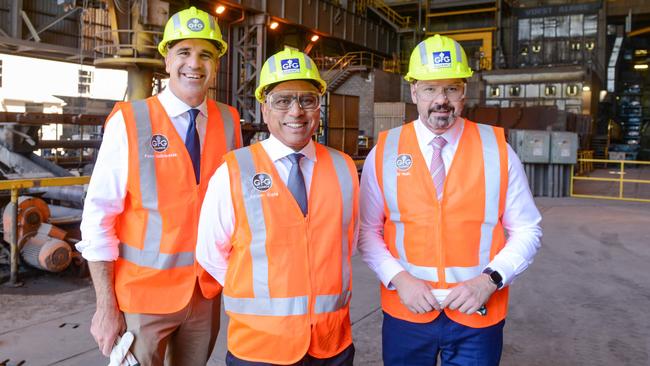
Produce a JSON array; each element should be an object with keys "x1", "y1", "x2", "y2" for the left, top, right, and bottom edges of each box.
[{"x1": 20, "y1": 234, "x2": 72, "y2": 272}]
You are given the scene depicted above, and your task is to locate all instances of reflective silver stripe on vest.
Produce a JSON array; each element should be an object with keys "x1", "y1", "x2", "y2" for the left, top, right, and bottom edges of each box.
[
  {"x1": 171, "y1": 13, "x2": 180, "y2": 30},
  {"x1": 381, "y1": 124, "x2": 501, "y2": 284},
  {"x1": 314, "y1": 148, "x2": 354, "y2": 314},
  {"x1": 382, "y1": 127, "x2": 416, "y2": 274},
  {"x1": 226, "y1": 147, "x2": 353, "y2": 316},
  {"x1": 268, "y1": 55, "x2": 277, "y2": 73},
  {"x1": 118, "y1": 100, "x2": 194, "y2": 269},
  {"x1": 445, "y1": 124, "x2": 500, "y2": 283},
  {"x1": 223, "y1": 295, "x2": 309, "y2": 316},
  {"x1": 233, "y1": 147, "x2": 270, "y2": 299},
  {"x1": 315, "y1": 290, "x2": 351, "y2": 314},
  {"x1": 418, "y1": 42, "x2": 428, "y2": 65},
  {"x1": 215, "y1": 102, "x2": 237, "y2": 151}
]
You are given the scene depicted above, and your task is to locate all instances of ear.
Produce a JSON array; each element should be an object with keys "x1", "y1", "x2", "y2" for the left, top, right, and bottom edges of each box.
[
  {"x1": 261, "y1": 102, "x2": 270, "y2": 125},
  {"x1": 164, "y1": 53, "x2": 172, "y2": 74},
  {"x1": 410, "y1": 82, "x2": 418, "y2": 104}
]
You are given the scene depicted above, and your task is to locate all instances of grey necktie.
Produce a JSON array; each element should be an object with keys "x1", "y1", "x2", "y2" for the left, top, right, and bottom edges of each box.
[{"x1": 286, "y1": 153, "x2": 308, "y2": 216}]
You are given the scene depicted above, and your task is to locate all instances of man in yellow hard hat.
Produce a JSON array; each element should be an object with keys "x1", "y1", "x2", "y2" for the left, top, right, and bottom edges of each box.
[
  {"x1": 77, "y1": 6, "x2": 242, "y2": 365},
  {"x1": 196, "y1": 46, "x2": 359, "y2": 365},
  {"x1": 358, "y1": 34, "x2": 542, "y2": 365}
]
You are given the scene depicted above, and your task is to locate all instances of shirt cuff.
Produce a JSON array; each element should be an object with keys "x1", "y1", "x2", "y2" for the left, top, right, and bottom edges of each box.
[
  {"x1": 377, "y1": 258, "x2": 406, "y2": 290},
  {"x1": 75, "y1": 239, "x2": 119, "y2": 262},
  {"x1": 486, "y1": 256, "x2": 522, "y2": 288}
]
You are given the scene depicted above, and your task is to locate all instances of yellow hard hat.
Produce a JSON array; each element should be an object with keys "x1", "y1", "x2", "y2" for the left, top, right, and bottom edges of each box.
[
  {"x1": 158, "y1": 7, "x2": 227, "y2": 57},
  {"x1": 404, "y1": 34, "x2": 473, "y2": 82},
  {"x1": 255, "y1": 47, "x2": 327, "y2": 102}
]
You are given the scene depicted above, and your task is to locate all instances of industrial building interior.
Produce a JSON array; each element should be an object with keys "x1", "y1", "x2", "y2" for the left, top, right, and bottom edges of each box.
[{"x1": 0, "y1": 0, "x2": 649, "y2": 365}]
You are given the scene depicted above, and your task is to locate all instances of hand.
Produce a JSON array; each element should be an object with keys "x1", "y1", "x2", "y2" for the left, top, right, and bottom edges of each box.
[
  {"x1": 441, "y1": 274, "x2": 497, "y2": 315},
  {"x1": 390, "y1": 271, "x2": 441, "y2": 314},
  {"x1": 91, "y1": 303, "x2": 126, "y2": 357}
]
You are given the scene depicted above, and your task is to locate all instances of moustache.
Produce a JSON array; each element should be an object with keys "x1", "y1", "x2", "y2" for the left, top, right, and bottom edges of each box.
[{"x1": 428, "y1": 104, "x2": 455, "y2": 114}]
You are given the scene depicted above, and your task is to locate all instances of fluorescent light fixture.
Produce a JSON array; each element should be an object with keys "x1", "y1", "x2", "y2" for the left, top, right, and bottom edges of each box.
[
  {"x1": 634, "y1": 64, "x2": 648, "y2": 70},
  {"x1": 270, "y1": 21, "x2": 279, "y2": 30},
  {"x1": 215, "y1": 5, "x2": 226, "y2": 14},
  {"x1": 311, "y1": 35, "x2": 319, "y2": 42}
]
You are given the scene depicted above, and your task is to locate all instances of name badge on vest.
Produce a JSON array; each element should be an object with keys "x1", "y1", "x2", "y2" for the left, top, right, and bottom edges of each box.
[
  {"x1": 396, "y1": 154, "x2": 413, "y2": 176},
  {"x1": 249, "y1": 173, "x2": 279, "y2": 199},
  {"x1": 145, "y1": 134, "x2": 178, "y2": 159}
]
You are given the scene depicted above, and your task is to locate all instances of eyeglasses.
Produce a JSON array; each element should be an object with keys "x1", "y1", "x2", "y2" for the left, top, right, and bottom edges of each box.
[
  {"x1": 415, "y1": 84, "x2": 465, "y2": 102},
  {"x1": 267, "y1": 91, "x2": 321, "y2": 111}
]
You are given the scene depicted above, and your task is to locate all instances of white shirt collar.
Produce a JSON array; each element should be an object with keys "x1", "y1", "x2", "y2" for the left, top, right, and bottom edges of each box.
[
  {"x1": 414, "y1": 116, "x2": 464, "y2": 146},
  {"x1": 262, "y1": 134, "x2": 317, "y2": 163},
  {"x1": 157, "y1": 87, "x2": 208, "y2": 118}
]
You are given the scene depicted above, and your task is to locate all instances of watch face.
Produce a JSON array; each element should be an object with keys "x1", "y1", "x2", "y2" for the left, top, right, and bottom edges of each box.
[{"x1": 490, "y1": 270, "x2": 503, "y2": 284}]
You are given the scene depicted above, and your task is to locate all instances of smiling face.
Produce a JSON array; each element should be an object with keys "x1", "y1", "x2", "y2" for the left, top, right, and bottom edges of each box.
[
  {"x1": 261, "y1": 80, "x2": 321, "y2": 151},
  {"x1": 165, "y1": 38, "x2": 219, "y2": 107},
  {"x1": 410, "y1": 78, "x2": 465, "y2": 135}
]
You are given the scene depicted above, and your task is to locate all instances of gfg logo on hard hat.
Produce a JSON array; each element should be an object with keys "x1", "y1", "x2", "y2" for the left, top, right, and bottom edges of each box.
[
  {"x1": 432, "y1": 51, "x2": 451, "y2": 68},
  {"x1": 280, "y1": 58, "x2": 301, "y2": 74},
  {"x1": 252, "y1": 173, "x2": 273, "y2": 191},
  {"x1": 395, "y1": 154, "x2": 413, "y2": 171},
  {"x1": 187, "y1": 18, "x2": 205, "y2": 32},
  {"x1": 150, "y1": 134, "x2": 169, "y2": 152}
]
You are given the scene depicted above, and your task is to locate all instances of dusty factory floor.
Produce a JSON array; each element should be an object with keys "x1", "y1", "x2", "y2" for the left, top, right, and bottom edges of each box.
[{"x1": 1, "y1": 197, "x2": 649, "y2": 366}]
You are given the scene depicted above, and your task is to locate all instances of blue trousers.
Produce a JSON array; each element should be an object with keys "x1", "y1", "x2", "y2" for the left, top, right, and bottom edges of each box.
[
  {"x1": 226, "y1": 344, "x2": 354, "y2": 366},
  {"x1": 382, "y1": 311, "x2": 505, "y2": 366}
]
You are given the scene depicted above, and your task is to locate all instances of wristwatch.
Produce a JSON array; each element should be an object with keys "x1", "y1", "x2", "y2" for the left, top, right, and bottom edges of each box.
[{"x1": 482, "y1": 267, "x2": 503, "y2": 290}]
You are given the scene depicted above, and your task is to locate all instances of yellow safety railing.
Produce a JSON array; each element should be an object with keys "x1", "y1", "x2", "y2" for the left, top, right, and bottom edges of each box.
[
  {"x1": 357, "y1": 0, "x2": 411, "y2": 28},
  {"x1": 576, "y1": 150, "x2": 594, "y2": 176},
  {"x1": 0, "y1": 176, "x2": 91, "y2": 286},
  {"x1": 314, "y1": 51, "x2": 398, "y2": 74},
  {"x1": 570, "y1": 158, "x2": 650, "y2": 203}
]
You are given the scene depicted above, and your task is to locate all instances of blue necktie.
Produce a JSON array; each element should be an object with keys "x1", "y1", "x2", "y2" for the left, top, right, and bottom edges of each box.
[
  {"x1": 185, "y1": 108, "x2": 201, "y2": 184},
  {"x1": 287, "y1": 153, "x2": 308, "y2": 216}
]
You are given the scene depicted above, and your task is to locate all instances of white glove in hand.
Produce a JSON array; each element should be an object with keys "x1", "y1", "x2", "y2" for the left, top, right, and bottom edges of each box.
[{"x1": 108, "y1": 331, "x2": 139, "y2": 366}]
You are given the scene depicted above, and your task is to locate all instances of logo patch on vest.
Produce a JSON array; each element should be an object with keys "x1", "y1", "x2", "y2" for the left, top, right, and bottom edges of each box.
[
  {"x1": 280, "y1": 58, "x2": 301, "y2": 74},
  {"x1": 432, "y1": 51, "x2": 452, "y2": 68},
  {"x1": 150, "y1": 134, "x2": 169, "y2": 152},
  {"x1": 187, "y1": 18, "x2": 205, "y2": 32},
  {"x1": 252, "y1": 173, "x2": 272, "y2": 191},
  {"x1": 396, "y1": 154, "x2": 413, "y2": 171}
]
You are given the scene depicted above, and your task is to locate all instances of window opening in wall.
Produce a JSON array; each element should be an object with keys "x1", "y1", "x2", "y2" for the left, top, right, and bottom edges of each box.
[
  {"x1": 545, "y1": 85, "x2": 556, "y2": 96},
  {"x1": 509, "y1": 86, "x2": 521, "y2": 97},
  {"x1": 566, "y1": 84, "x2": 579, "y2": 96},
  {"x1": 490, "y1": 86, "x2": 500, "y2": 97}
]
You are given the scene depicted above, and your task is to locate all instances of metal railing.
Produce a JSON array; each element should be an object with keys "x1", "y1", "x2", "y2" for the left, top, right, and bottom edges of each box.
[
  {"x1": 314, "y1": 51, "x2": 397, "y2": 74},
  {"x1": 570, "y1": 158, "x2": 650, "y2": 203},
  {"x1": 357, "y1": 0, "x2": 411, "y2": 28},
  {"x1": 575, "y1": 150, "x2": 595, "y2": 176},
  {"x1": 0, "y1": 176, "x2": 90, "y2": 286}
]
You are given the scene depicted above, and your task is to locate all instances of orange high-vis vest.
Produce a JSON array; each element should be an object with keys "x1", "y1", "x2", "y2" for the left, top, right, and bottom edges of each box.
[
  {"x1": 376, "y1": 120, "x2": 509, "y2": 328},
  {"x1": 222, "y1": 142, "x2": 359, "y2": 364},
  {"x1": 112, "y1": 96, "x2": 242, "y2": 314}
]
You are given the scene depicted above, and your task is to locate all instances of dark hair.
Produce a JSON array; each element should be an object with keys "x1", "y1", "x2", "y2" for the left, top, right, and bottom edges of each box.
[{"x1": 166, "y1": 38, "x2": 223, "y2": 55}]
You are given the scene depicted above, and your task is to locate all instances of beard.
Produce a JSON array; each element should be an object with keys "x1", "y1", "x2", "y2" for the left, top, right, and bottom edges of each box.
[{"x1": 425, "y1": 103, "x2": 458, "y2": 131}]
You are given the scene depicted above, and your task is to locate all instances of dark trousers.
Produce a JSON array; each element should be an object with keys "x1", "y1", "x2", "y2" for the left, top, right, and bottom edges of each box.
[
  {"x1": 226, "y1": 344, "x2": 355, "y2": 366},
  {"x1": 382, "y1": 311, "x2": 505, "y2": 366}
]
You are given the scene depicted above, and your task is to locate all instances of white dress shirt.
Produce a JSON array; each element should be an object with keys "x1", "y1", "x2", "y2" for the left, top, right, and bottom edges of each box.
[
  {"x1": 358, "y1": 118, "x2": 542, "y2": 289},
  {"x1": 76, "y1": 88, "x2": 210, "y2": 261},
  {"x1": 196, "y1": 136, "x2": 359, "y2": 285}
]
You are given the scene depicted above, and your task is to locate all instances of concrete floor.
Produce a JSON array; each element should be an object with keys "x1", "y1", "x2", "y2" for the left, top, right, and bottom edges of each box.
[{"x1": 1, "y1": 197, "x2": 649, "y2": 365}]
